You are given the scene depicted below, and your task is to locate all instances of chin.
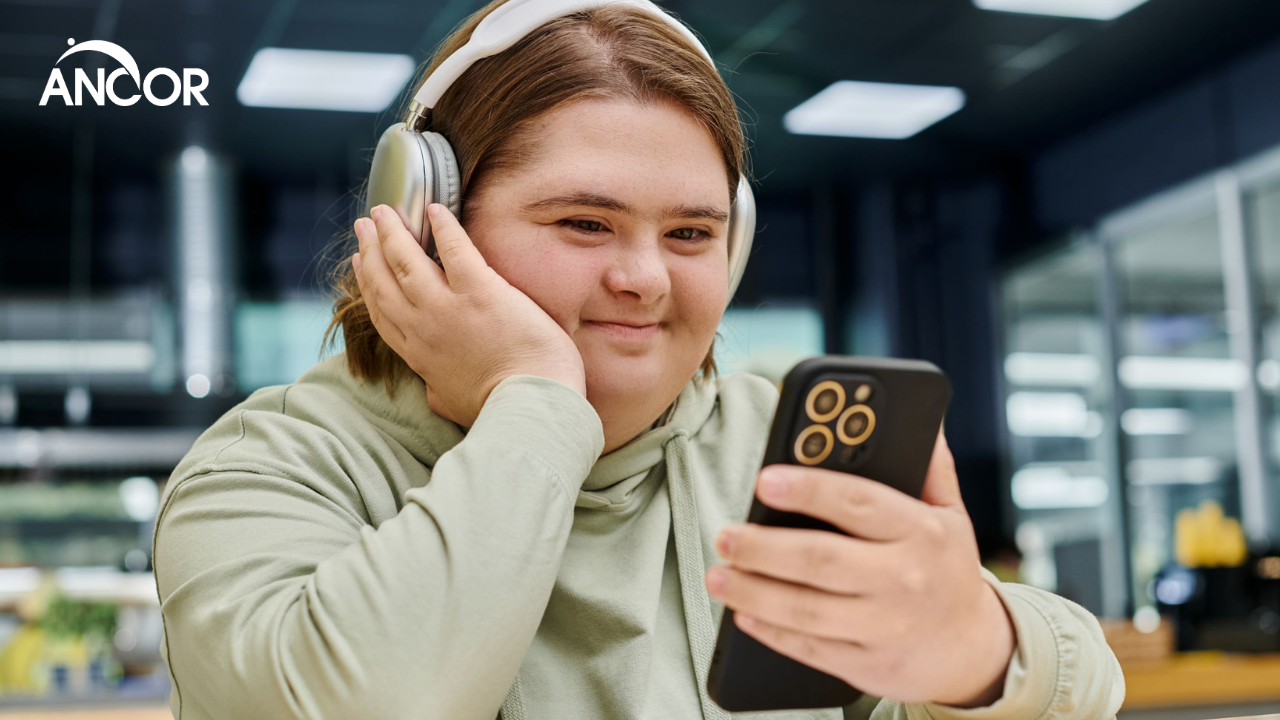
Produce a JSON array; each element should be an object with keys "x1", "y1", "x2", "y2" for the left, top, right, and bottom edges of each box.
[{"x1": 582, "y1": 353, "x2": 688, "y2": 406}]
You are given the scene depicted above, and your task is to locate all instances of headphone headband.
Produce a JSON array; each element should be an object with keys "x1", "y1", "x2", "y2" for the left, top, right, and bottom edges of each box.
[
  {"x1": 410, "y1": 0, "x2": 713, "y2": 113},
  {"x1": 367, "y1": 0, "x2": 755, "y2": 305}
]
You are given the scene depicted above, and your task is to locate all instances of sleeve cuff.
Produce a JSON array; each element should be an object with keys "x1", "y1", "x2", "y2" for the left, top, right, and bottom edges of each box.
[
  {"x1": 923, "y1": 570, "x2": 1057, "y2": 720},
  {"x1": 464, "y1": 374, "x2": 606, "y2": 491}
]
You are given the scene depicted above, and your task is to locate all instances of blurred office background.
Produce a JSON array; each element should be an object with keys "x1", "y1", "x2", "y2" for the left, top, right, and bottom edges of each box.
[{"x1": 5, "y1": 0, "x2": 1280, "y2": 717}]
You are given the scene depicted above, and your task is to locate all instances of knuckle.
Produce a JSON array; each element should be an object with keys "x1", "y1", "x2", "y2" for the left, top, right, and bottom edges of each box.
[
  {"x1": 390, "y1": 256, "x2": 414, "y2": 284},
  {"x1": 802, "y1": 538, "x2": 840, "y2": 582},
  {"x1": 838, "y1": 481, "x2": 867, "y2": 517},
  {"x1": 921, "y1": 515, "x2": 948, "y2": 544},
  {"x1": 438, "y1": 240, "x2": 466, "y2": 266},
  {"x1": 896, "y1": 566, "x2": 930, "y2": 595},
  {"x1": 790, "y1": 592, "x2": 823, "y2": 630},
  {"x1": 797, "y1": 632, "x2": 822, "y2": 662},
  {"x1": 880, "y1": 649, "x2": 908, "y2": 679}
]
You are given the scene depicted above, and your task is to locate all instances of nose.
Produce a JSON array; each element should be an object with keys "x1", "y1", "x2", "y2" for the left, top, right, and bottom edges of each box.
[{"x1": 602, "y1": 236, "x2": 670, "y2": 305}]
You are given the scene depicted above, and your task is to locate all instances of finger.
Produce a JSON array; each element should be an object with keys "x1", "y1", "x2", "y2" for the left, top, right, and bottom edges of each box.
[
  {"x1": 354, "y1": 254, "x2": 407, "y2": 347},
  {"x1": 708, "y1": 565, "x2": 866, "y2": 643},
  {"x1": 732, "y1": 611, "x2": 864, "y2": 686},
  {"x1": 357, "y1": 216, "x2": 417, "y2": 315},
  {"x1": 424, "y1": 203, "x2": 489, "y2": 290},
  {"x1": 368, "y1": 208, "x2": 446, "y2": 305},
  {"x1": 919, "y1": 431, "x2": 966, "y2": 512},
  {"x1": 352, "y1": 243, "x2": 409, "y2": 348},
  {"x1": 716, "y1": 524, "x2": 876, "y2": 595},
  {"x1": 756, "y1": 464, "x2": 922, "y2": 542}
]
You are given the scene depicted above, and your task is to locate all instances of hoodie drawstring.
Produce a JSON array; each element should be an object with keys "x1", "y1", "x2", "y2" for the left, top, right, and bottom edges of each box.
[{"x1": 665, "y1": 430, "x2": 733, "y2": 720}]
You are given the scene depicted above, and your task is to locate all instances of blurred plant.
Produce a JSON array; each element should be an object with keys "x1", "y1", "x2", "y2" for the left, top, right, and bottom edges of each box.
[{"x1": 37, "y1": 597, "x2": 117, "y2": 640}]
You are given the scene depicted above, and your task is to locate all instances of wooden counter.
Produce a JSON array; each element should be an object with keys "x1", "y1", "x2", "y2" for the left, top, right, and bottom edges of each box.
[
  {"x1": 2, "y1": 654, "x2": 1279, "y2": 718},
  {"x1": 1124, "y1": 652, "x2": 1280, "y2": 709}
]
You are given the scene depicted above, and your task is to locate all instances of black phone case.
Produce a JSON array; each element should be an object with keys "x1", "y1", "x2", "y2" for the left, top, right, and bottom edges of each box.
[{"x1": 705, "y1": 355, "x2": 953, "y2": 712}]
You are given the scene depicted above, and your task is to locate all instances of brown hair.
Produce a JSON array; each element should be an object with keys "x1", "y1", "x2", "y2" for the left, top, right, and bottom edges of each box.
[{"x1": 322, "y1": 0, "x2": 749, "y2": 394}]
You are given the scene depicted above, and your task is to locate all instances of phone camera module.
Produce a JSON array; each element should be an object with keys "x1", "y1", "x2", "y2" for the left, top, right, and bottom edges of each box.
[
  {"x1": 794, "y1": 424, "x2": 835, "y2": 465},
  {"x1": 805, "y1": 380, "x2": 845, "y2": 423},
  {"x1": 837, "y1": 405, "x2": 876, "y2": 446}
]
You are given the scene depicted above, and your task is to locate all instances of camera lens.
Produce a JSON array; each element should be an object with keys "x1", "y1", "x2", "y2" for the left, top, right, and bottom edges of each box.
[
  {"x1": 794, "y1": 424, "x2": 834, "y2": 465},
  {"x1": 836, "y1": 405, "x2": 876, "y2": 446},
  {"x1": 844, "y1": 412, "x2": 867, "y2": 437},
  {"x1": 805, "y1": 381, "x2": 845, "y2": 423},
  {"x1": 814, "y1": 389, "x2": 839, "y2": 415},
  {"x1": 803, "y1": 432, "x2": 827, "y2": 457}
]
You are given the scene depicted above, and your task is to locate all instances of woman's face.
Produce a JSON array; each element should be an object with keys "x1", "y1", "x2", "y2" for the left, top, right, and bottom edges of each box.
[{"x1": 463, "y1": 97, "x2": 731, "y2": 427}]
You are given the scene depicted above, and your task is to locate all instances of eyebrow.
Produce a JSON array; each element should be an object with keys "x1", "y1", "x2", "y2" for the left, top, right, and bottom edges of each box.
[{"x1": 522, "y1": 192, "x2": 730, "y2": 224}]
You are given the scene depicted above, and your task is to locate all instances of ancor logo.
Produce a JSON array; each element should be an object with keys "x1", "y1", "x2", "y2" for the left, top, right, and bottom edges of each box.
[{"x1": 40, "y1": 38, "x2": 209, "y2": 107}]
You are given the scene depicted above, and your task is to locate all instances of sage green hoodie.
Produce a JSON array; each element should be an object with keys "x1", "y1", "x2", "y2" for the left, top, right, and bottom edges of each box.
[{"x1": 154, "y1": 353, "x2": 1125, "y2": 720}]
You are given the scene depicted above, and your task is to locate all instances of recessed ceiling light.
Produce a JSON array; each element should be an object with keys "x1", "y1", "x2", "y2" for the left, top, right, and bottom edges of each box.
[
  {"x1": 237, "y1": 48, "x2": 415, "y2": 112},
  {"x1": 783, "y1": 80, "x2": 965, "y2": 140},
  {"x1": 973, "y1": 0, "x2": 1151, "y2": 20}
]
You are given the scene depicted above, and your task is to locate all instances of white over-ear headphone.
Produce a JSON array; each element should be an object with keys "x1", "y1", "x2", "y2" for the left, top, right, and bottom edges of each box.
[{"x1": 364, "y1": 0, "x2": 756, "y2": 305}]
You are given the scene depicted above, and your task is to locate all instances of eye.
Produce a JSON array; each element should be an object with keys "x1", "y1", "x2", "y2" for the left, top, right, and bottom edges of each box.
[
  {"x1": 669, "y1": 227, "x2": 712, "y2": 242},
  {"x1": 558, "y1": 219, "x2": 606, "y2": 234}
]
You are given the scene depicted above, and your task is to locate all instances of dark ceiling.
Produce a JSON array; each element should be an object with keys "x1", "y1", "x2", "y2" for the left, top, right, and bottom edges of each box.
[{"x1": 4, "y1": 0, "x2": 1280, "y2": 193}]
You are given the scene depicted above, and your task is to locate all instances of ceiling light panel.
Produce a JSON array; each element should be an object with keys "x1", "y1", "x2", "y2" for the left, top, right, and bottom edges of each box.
[
  {"x1": 973, "y1": 0, "x2": 1151, "y2": 21},
  {"x1": 237, "y1": 48, "x2": 415, "y2": 112},
  {"x1": 784, "y1": 80, "x2": 966, "y2": 140}
]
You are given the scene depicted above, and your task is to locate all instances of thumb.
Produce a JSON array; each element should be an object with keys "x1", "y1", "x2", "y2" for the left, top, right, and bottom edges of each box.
[
  {"x1": 426, "y1": 203, "x2": 487, "y2": 290},
  {"x1": 919, "y1": 430, "x2": 967, "y2": 513}
]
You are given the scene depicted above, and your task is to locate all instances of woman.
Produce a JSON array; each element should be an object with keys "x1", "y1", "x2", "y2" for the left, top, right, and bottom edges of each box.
[{"x1": 153, "y1": 2, "x2": 1125, "y2": 719}]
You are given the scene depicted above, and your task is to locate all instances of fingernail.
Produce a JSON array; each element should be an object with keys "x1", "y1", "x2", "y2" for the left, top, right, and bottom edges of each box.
[
  {"x1": 716, "y1": 528, "x2": 735, "y2": 559},
  {"x1": 369, "y1": 206, "x2": 381, "y2": 221},
  {"x1": 736, "y1": 613, "x2": 756, "y2": 631},
  {"x1": 760, "y1": 469, "x2": 789, "y2": 499},
  {"x1": 351, "y1": 253, "x2": 361, "y2": 273},
  {"x1": 706, "y1": 567, "x2": 726, "y2": 593},
  {"x1": 428, "y1": 203, "x2": 441, "y2": 217}
]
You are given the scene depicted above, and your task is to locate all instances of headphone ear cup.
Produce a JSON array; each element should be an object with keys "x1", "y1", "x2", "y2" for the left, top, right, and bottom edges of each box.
[
  {"x1": 421, "y1": 131, "x2": 462, "y2": 218},
  {"x1": 725, "y1": 174, "x2": 756, "y2": 306},
  {"x1": 367, "y1": 122, "x2": 433, "y2": 247}
]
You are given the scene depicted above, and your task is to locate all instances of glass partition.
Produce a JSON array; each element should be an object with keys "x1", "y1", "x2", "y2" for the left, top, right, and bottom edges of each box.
[
  {"x1": 1246, "y1": 182, "x2": 1280, "y2": 532},
  {"x1": 1110, "y1": 204, "x2": 1242, "y2": 609},
  {"x1": 1000, "y1": 240, "x2": 1123, "y2": 616}
]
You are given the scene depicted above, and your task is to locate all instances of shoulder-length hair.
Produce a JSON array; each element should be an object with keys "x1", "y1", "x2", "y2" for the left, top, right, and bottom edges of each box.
[{"x1": 324, "y1": 0, "x2": 749, "y2": 394}]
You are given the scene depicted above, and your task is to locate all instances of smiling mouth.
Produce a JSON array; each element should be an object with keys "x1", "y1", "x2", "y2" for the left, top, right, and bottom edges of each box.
[{"x1": 586, "y1": 321, "x2": 661, "y2": 341}]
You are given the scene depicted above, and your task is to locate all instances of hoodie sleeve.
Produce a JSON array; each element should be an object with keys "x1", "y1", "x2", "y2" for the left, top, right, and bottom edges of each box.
[
  {"x1": 153, "y1": 375, "x2": 604, "y2": 720},
  {"x1": 848, "y1": 570, "x2": 1126, "y2": 720}
]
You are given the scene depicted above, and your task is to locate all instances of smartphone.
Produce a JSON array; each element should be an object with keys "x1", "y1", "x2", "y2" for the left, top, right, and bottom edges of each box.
[{"x1": 705, "y1": 355, "x2": 953, "y2": 712}]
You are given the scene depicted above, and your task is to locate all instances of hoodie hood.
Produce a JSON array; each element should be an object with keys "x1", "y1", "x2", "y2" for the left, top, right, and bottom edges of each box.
[{"x1": 313, "y1": 356, "x2": 754, "y2": 719}]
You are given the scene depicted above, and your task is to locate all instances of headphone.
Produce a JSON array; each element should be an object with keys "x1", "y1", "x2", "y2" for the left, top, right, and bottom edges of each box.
[{"x1": 364, "y1": 0, "x2": 755, "y2": 305}]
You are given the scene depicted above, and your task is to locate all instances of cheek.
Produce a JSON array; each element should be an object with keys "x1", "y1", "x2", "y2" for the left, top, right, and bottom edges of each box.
[
  {"x1": 672, "y1": 253, "x2": 729, "y2": 332},
  {"x1": 481, "y1": 230, "x2": 596, "y2": 328}
]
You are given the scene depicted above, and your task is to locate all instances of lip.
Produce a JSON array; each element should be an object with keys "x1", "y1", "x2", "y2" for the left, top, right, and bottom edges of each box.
[{"x1": 585, "y1": 320, "x2": 661, "y2": 341}]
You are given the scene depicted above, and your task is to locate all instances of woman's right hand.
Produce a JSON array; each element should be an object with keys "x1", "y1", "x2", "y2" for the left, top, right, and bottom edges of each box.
[{"x1": 353, "y1": 202, "x2": 587, "y2": 428}]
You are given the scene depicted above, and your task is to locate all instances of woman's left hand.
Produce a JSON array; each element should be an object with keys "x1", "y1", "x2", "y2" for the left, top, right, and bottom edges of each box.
[{"x1": 705, "y1": 432, "x2": 1016, "y2": 708}]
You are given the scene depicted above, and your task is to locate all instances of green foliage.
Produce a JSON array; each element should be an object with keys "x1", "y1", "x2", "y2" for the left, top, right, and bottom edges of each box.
[{"x1": 37, "y1": 596, "x2": 118, "y2": 639}]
